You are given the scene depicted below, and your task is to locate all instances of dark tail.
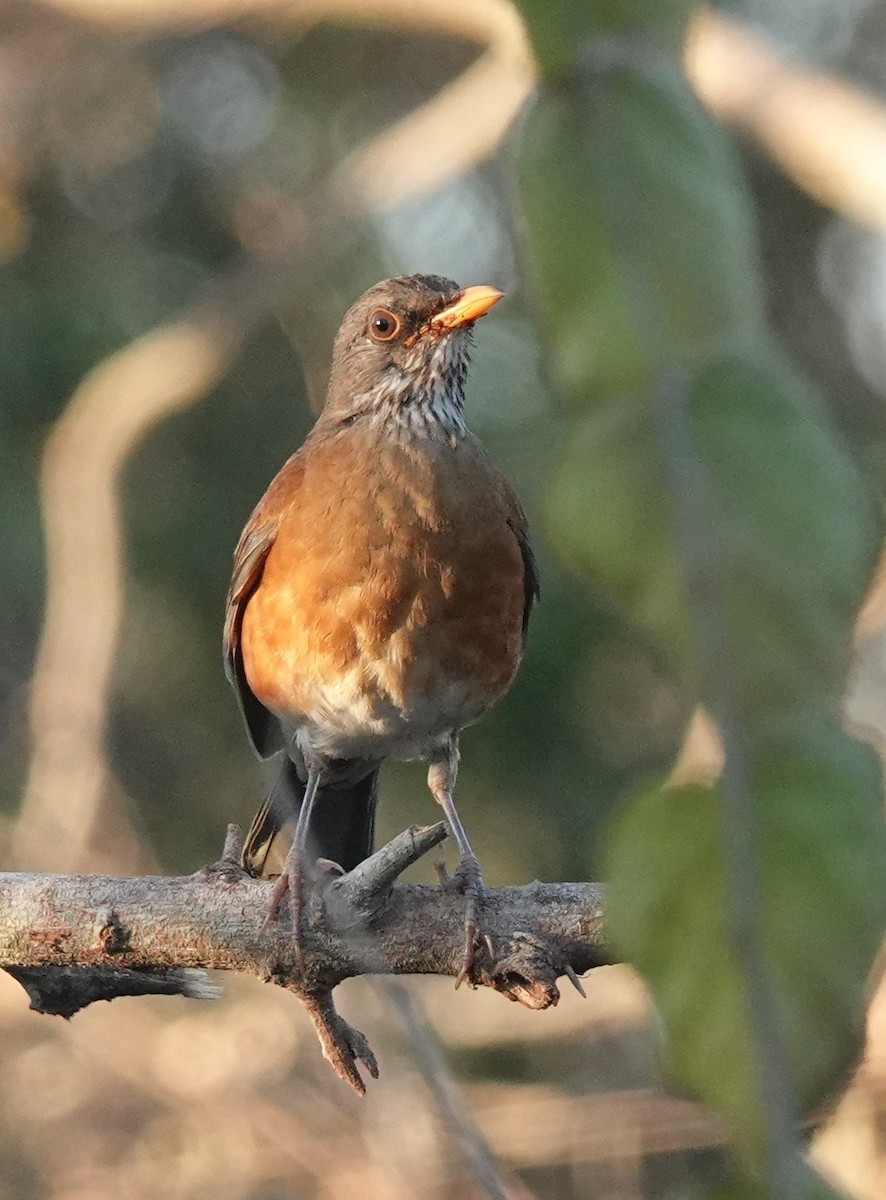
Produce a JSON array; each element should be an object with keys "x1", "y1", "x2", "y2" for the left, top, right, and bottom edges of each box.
[{"x1": 242, "y1": 757, "x2": 379, "y2": 879}]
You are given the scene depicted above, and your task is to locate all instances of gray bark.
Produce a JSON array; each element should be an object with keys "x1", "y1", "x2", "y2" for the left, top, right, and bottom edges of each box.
[{"x1": 0, "y1": 822, "x2": 608, "y2": 1092}]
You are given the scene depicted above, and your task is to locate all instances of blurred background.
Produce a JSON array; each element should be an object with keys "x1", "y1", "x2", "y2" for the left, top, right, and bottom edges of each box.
[{"x1": 2, "y1": 0, "x2": 886, "y2": 1196}]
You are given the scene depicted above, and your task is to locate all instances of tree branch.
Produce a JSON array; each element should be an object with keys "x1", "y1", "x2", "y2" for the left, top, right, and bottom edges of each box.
[{"x1": 0, "y1": 824, "x2": 607, "y2": 1093}]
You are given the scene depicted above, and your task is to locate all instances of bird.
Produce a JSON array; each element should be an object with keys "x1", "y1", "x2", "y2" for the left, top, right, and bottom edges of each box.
[{"x1": 223, "y1": 273, "x2": 538, "y2": 983}]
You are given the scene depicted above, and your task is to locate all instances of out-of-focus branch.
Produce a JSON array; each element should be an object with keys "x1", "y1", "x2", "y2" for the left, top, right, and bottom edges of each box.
[
  {"x1": 0, "y1": 823, "x2": 608, "y2": 1095},
  {"x1": 44, "y1": 0, "x2": 520, "y2": 39},
  {"x1": 382, "y1": 980, "x2": 522, "y2": 1200},
  {"x1": 855, "y1": 550, "x2": 886, "y2": 642},
  {"x1": 43, "y1": 0, "x2": 535, "y2": 208},
  {"x1": 686, "y1": 8, "x2": 886, "y2": 236},
  {"x1": 14, "y1": 322, "x2": 236, "y2": 874},
  {"x1": 49, "y1": 0, "x2": 886, "y2": 235},
  {"x1": 327, "y1": 1, "x2": 532, "y2": 207}
]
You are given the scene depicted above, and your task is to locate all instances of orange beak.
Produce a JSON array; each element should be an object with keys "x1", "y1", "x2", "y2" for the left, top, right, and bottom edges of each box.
[{"x1": 429, "y1": 285, "x2": 504, "y2": 331}]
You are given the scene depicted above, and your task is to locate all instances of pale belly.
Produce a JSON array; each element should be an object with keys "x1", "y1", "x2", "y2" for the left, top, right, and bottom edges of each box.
[
  {"x1": 241, "y1": 563, "x2": 522, "y2": 766},
  {"x1": 289, "y1": 664, "x2": 493, "y2": 764}
]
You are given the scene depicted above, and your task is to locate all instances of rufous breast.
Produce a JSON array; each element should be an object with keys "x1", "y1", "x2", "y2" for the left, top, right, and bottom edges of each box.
[{"x1": 239, "y1": 425, "x2": 526, "y2": 759}]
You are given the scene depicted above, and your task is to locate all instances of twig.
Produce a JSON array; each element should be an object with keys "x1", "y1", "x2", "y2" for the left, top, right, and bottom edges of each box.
[
  {"x1": 296, "y1": 989, "x2": 380, "y2": 1097},
  {"x1": 5, "y1": 964, "x2": 219, "y2": 1018},
  {"x1": 0, "y1": 823, "x2": 607, "y2": 1093},
  {"x1": 384, "y1": 980, "x2": 516, "y2": 1200},
  {"x1": 686, "y1": 8, "x2": 886, "y2": 236}
]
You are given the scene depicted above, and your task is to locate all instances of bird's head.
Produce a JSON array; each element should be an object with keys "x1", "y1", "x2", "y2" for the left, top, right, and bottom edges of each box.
[{"x1": 322, "y1": 274, "x2": 503, "y2": 437}]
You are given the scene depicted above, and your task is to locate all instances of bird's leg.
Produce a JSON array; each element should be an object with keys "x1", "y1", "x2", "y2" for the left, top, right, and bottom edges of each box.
[
  {"x1": 428, "y1": 744, "x2": 486, "y2": 988},
  {"x1": 265, "y1": 769, "x2": 322, "y2": 975}
]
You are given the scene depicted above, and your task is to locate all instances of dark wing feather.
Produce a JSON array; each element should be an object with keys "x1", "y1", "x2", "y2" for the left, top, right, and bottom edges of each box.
[
  {"x1": 223, "y1": 517, "x2": 283, "y2": 758},
  {"x1": 511, "y1": 519, "x2": 539, "y2": 642}
]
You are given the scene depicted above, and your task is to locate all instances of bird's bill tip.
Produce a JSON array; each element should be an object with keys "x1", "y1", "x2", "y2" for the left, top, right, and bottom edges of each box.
[{"x1": 430, "y1": 285, "x2": 504, "y2": 330}]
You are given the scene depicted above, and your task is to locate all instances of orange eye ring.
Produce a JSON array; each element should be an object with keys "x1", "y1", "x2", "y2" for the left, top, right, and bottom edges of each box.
[{"x1": 368, "y1": 308, "x2": 400, "y2": 342}]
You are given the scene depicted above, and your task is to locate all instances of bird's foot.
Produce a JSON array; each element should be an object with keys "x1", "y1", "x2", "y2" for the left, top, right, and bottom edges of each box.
[
  {"x1": 448, "y1": 853, "x2": 492, "y2": 989},
  {"x1": 262, "y1": 869, "x2": 292, "y2": 929},
  {"x1": 262, "y1": 855, "x2": 347, "y2": 977},
  {"x1": 261, "y1": 852, "x2": 311, "y2": 976}
]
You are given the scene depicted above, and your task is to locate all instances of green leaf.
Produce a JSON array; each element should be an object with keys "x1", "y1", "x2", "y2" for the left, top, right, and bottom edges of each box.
[
  {"x1": 604, "y1": 737, "x2": 886, "y2": 1172},
  {"x1": 519, "y1": 47, "x2": 879, "y2": 688},
  {"x1": 544, "y1": 399, "x2": 693, "y2": 668},
  {"x1": 518, "y1": 56, "x2": 764, "y2": 399},
  {"x1": 515, "y1": 15, "x2": 885, "y2": 1185},
  {"x1": 543, "y1": 347, "x2": 880, "y2": 698},
  {"x1": 515, "y1": 0, "x2": 696, "y2": 76},
  {"x1": 704, "y1": 1171, "x2": 842, "y2": 1200},
  {"x1": 685, "y1": 350, "x2": 881, "y2": 729}
]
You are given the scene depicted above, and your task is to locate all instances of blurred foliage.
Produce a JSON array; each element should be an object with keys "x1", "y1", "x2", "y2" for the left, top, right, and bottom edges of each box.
[
  {"x1": 516, "y1": 0, "x2": 886, "y2": 1194},
  {"x1": 517, "y1": 0, "x2": 695, "y2": 73},
  {"x1": 520, "y1": 50, "x2": 764, "y2": 397},
  {"x1": 519, "y1": 51, "x2": 770, "y2": 681},
  {"x1": 607, "y1": 747, "x2": 883, "y2": 1168},
  {"x1": 2, "y1": 0, "x2": 886, "y2": 1197}
]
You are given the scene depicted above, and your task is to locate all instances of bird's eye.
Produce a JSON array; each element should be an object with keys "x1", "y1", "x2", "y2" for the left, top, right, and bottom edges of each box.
[{"x1": 368, "y1": 308, "x2": 400, "y2": 342}]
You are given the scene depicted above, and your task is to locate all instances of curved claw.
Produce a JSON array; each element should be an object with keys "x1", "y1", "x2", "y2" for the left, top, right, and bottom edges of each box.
[
  {"x1": 564, "y1": 963, "x2": 587, "y2": 999},
  {"x1": 314, "y1": 857, "x2": 346, "y2": 878}
]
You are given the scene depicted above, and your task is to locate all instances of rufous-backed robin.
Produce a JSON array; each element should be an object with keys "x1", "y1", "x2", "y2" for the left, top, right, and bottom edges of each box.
[{"x1": 224, "y1": 274, "x2": 537, "y2": 982}]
